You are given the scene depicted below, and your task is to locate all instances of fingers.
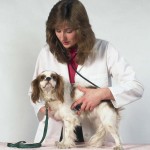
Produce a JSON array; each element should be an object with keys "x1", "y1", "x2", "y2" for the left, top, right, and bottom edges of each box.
[
  {"x1": 71, "y1": 86, "x2": 87, "y2": 109},
  {"x1": 89, "y1": 106, "x2": 94, "y2": 111},
  {"x1": 81, "y1": 102, "x2": 94, "y2": 112},
  {"x1": 81, "y1": 102, "x2": 89, "y2": 111},
  {"x1": 75, "y1": 103, "x2": 94, "y2": 115},
  {"x1": 71, "y1": 99, "x2": 94, "y2": 116},
  {"x1": 71, "y1": 86, "x2": 98, "y2": 114},
  {"x1": 71, "y1": 98, "x2": 83, "y2": 110},
  {"x1": 77, "y1": 86, "x2": 87, "y2": 93}
]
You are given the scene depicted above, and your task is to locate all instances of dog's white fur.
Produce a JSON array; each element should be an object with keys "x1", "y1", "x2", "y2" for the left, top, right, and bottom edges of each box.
[{"x1": 31, "y1": 71, "x2": 123, "y2": 150}]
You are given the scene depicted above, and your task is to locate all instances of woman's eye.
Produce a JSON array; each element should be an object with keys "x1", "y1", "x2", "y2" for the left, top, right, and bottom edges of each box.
[
  {"x1": 55, "y1": 29, "x2": 60, "y2": 33},
  {"x1": 66, "y1": 29, "x2": 73, "y2": 33},
  {"x1": 55, "y1": 29, "x2": 73, "y2": 33}
]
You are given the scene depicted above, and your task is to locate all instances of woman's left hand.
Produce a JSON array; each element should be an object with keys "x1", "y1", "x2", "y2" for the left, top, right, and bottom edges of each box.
[{"x1": 71, "y1": 86, "x2": 114, "y2": 115}]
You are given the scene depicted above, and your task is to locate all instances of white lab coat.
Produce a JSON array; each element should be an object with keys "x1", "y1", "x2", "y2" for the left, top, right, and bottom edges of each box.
[{"x1": 29, "y1": 39, "x2": 144, "y2": 144}]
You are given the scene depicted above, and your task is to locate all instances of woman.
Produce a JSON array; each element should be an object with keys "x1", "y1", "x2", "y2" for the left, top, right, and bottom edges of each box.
[{"x1": 29, "y1": 0, "x2": 144, "y2": 146}]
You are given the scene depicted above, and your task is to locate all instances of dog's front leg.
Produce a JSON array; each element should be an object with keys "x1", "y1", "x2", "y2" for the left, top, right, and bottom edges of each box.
[{"x1": 55, "y1": 119, "x2": 77, "y2": 149}]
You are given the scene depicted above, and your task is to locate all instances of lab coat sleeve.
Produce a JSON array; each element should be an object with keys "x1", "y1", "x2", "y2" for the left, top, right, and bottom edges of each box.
[{"x1": 106, "y1": 43, "x2": 144, "y2": 108}]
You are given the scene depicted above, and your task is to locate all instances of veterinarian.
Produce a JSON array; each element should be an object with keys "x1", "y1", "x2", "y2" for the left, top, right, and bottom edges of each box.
[{"x1": 29, "y1": 0, "x2": 144, "y2": 146}]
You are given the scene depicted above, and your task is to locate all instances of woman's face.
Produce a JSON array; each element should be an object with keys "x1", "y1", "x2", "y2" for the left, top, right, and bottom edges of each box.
[{"x1": 55, "y1": 24, "x2": 78, "y2": 49}]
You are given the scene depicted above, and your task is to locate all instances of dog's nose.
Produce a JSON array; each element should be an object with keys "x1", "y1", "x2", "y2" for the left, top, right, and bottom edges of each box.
[{"x1": 46, "y1": 77, "x2": 51, "y2": 81}]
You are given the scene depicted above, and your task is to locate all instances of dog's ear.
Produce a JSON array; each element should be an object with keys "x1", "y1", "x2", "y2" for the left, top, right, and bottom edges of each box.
[
  {"x1": 31, "y1": 78, "x2": 40, "y2": 103},
  {"x1": 55, "y1": 74, "x2": 64, "y2": 103}
]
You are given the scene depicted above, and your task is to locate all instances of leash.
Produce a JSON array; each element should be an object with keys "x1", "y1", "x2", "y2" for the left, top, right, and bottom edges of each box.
[{"x1": 7, "y1": 105, "x2": 49, "y2": 148}]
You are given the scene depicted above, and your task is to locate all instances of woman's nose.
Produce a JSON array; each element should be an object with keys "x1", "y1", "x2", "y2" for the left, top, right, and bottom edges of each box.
[{"x1": 61, "y1": 32, "x2": 67, "y2": 41}]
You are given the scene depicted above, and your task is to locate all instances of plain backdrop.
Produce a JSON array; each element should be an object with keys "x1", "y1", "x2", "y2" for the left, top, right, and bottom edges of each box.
[{"x1": 0, "y1": 0, "x2": 149, "y2": 144}]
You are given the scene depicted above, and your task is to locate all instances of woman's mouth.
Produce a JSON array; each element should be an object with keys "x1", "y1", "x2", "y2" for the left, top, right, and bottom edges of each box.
[{"x1": 63, "y1": 41, "x2": 69, "y2": 45}]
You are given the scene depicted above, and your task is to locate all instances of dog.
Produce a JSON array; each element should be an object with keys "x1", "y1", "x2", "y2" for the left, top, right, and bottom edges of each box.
[{"x1": 31, "y1": 70, "x2": 123, "y2": 150}]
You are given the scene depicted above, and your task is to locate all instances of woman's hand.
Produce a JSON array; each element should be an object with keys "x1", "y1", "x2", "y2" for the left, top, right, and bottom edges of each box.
[
  {"x1": 71, "y1": 86, "x2": 114, "y2": 115},
  {"x1": 39, "y1": 106, "x2": 60, "y2": 121},
  {"x1": 39, "y1": 106, "x2": 52, "y2": 116}
]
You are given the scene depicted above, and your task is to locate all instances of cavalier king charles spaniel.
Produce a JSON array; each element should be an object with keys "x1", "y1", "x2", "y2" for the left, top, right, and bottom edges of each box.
[{"x1": 31, "y1": 70, "x2": 123, "y2": 150}]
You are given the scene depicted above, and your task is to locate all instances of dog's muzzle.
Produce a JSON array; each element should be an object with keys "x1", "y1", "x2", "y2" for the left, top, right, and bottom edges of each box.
[{"x1": 46, "y1": 77, "x2": 51, "y2": 81}]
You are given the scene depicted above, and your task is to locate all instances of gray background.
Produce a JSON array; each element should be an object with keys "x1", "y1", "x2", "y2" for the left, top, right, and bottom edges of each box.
[{"x1": 0, "y1": 0, "x2": 149, "y2": 144}]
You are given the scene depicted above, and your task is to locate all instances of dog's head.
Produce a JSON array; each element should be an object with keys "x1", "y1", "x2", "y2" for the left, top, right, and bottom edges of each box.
[{"x1": 31, "y1": 71, "x2": 64, "y2": 103}]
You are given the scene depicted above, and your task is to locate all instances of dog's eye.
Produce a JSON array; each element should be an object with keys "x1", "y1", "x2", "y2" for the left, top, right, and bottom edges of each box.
[
  {"x1": 51, "y1": 73, "x2": 57, "y2": 81},
  {"x1": 40, "y1": 75, "x2": 45, "y2": 81}
]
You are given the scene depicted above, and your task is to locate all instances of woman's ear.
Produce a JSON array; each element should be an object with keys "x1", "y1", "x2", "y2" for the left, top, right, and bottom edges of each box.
[{"x1": 31, "y1": 78, "x2": 40, "y2": 103}]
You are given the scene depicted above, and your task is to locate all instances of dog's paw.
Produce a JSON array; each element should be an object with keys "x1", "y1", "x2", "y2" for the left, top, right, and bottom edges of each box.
[
  {"x1": 88, "y1": 142, "x2": 103, "y2": 148},
  {"x1": 88, "y1": 137, "x2": 103, "y2": 148},
  {"x1": 55, "y1": 141, "x2": 74, "y2": 149},
  {"x1": 113, "y1": 145, "x2": 124, "y2": 150}
]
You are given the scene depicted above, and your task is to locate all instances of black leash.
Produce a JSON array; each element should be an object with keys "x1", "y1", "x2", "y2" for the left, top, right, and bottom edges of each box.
[{"x1": 7, "y1": 106, "x2": 49, "y2": 148}]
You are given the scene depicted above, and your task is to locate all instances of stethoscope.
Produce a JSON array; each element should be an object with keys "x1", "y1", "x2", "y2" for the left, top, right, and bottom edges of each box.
[{"x1": 57, "y1": 38, "x2": 99, "y2": 88}]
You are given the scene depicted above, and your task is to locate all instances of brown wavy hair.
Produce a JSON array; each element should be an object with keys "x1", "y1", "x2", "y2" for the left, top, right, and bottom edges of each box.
[{"x1": 46, "y1": 0, "x2": 96, "y2": 65}]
